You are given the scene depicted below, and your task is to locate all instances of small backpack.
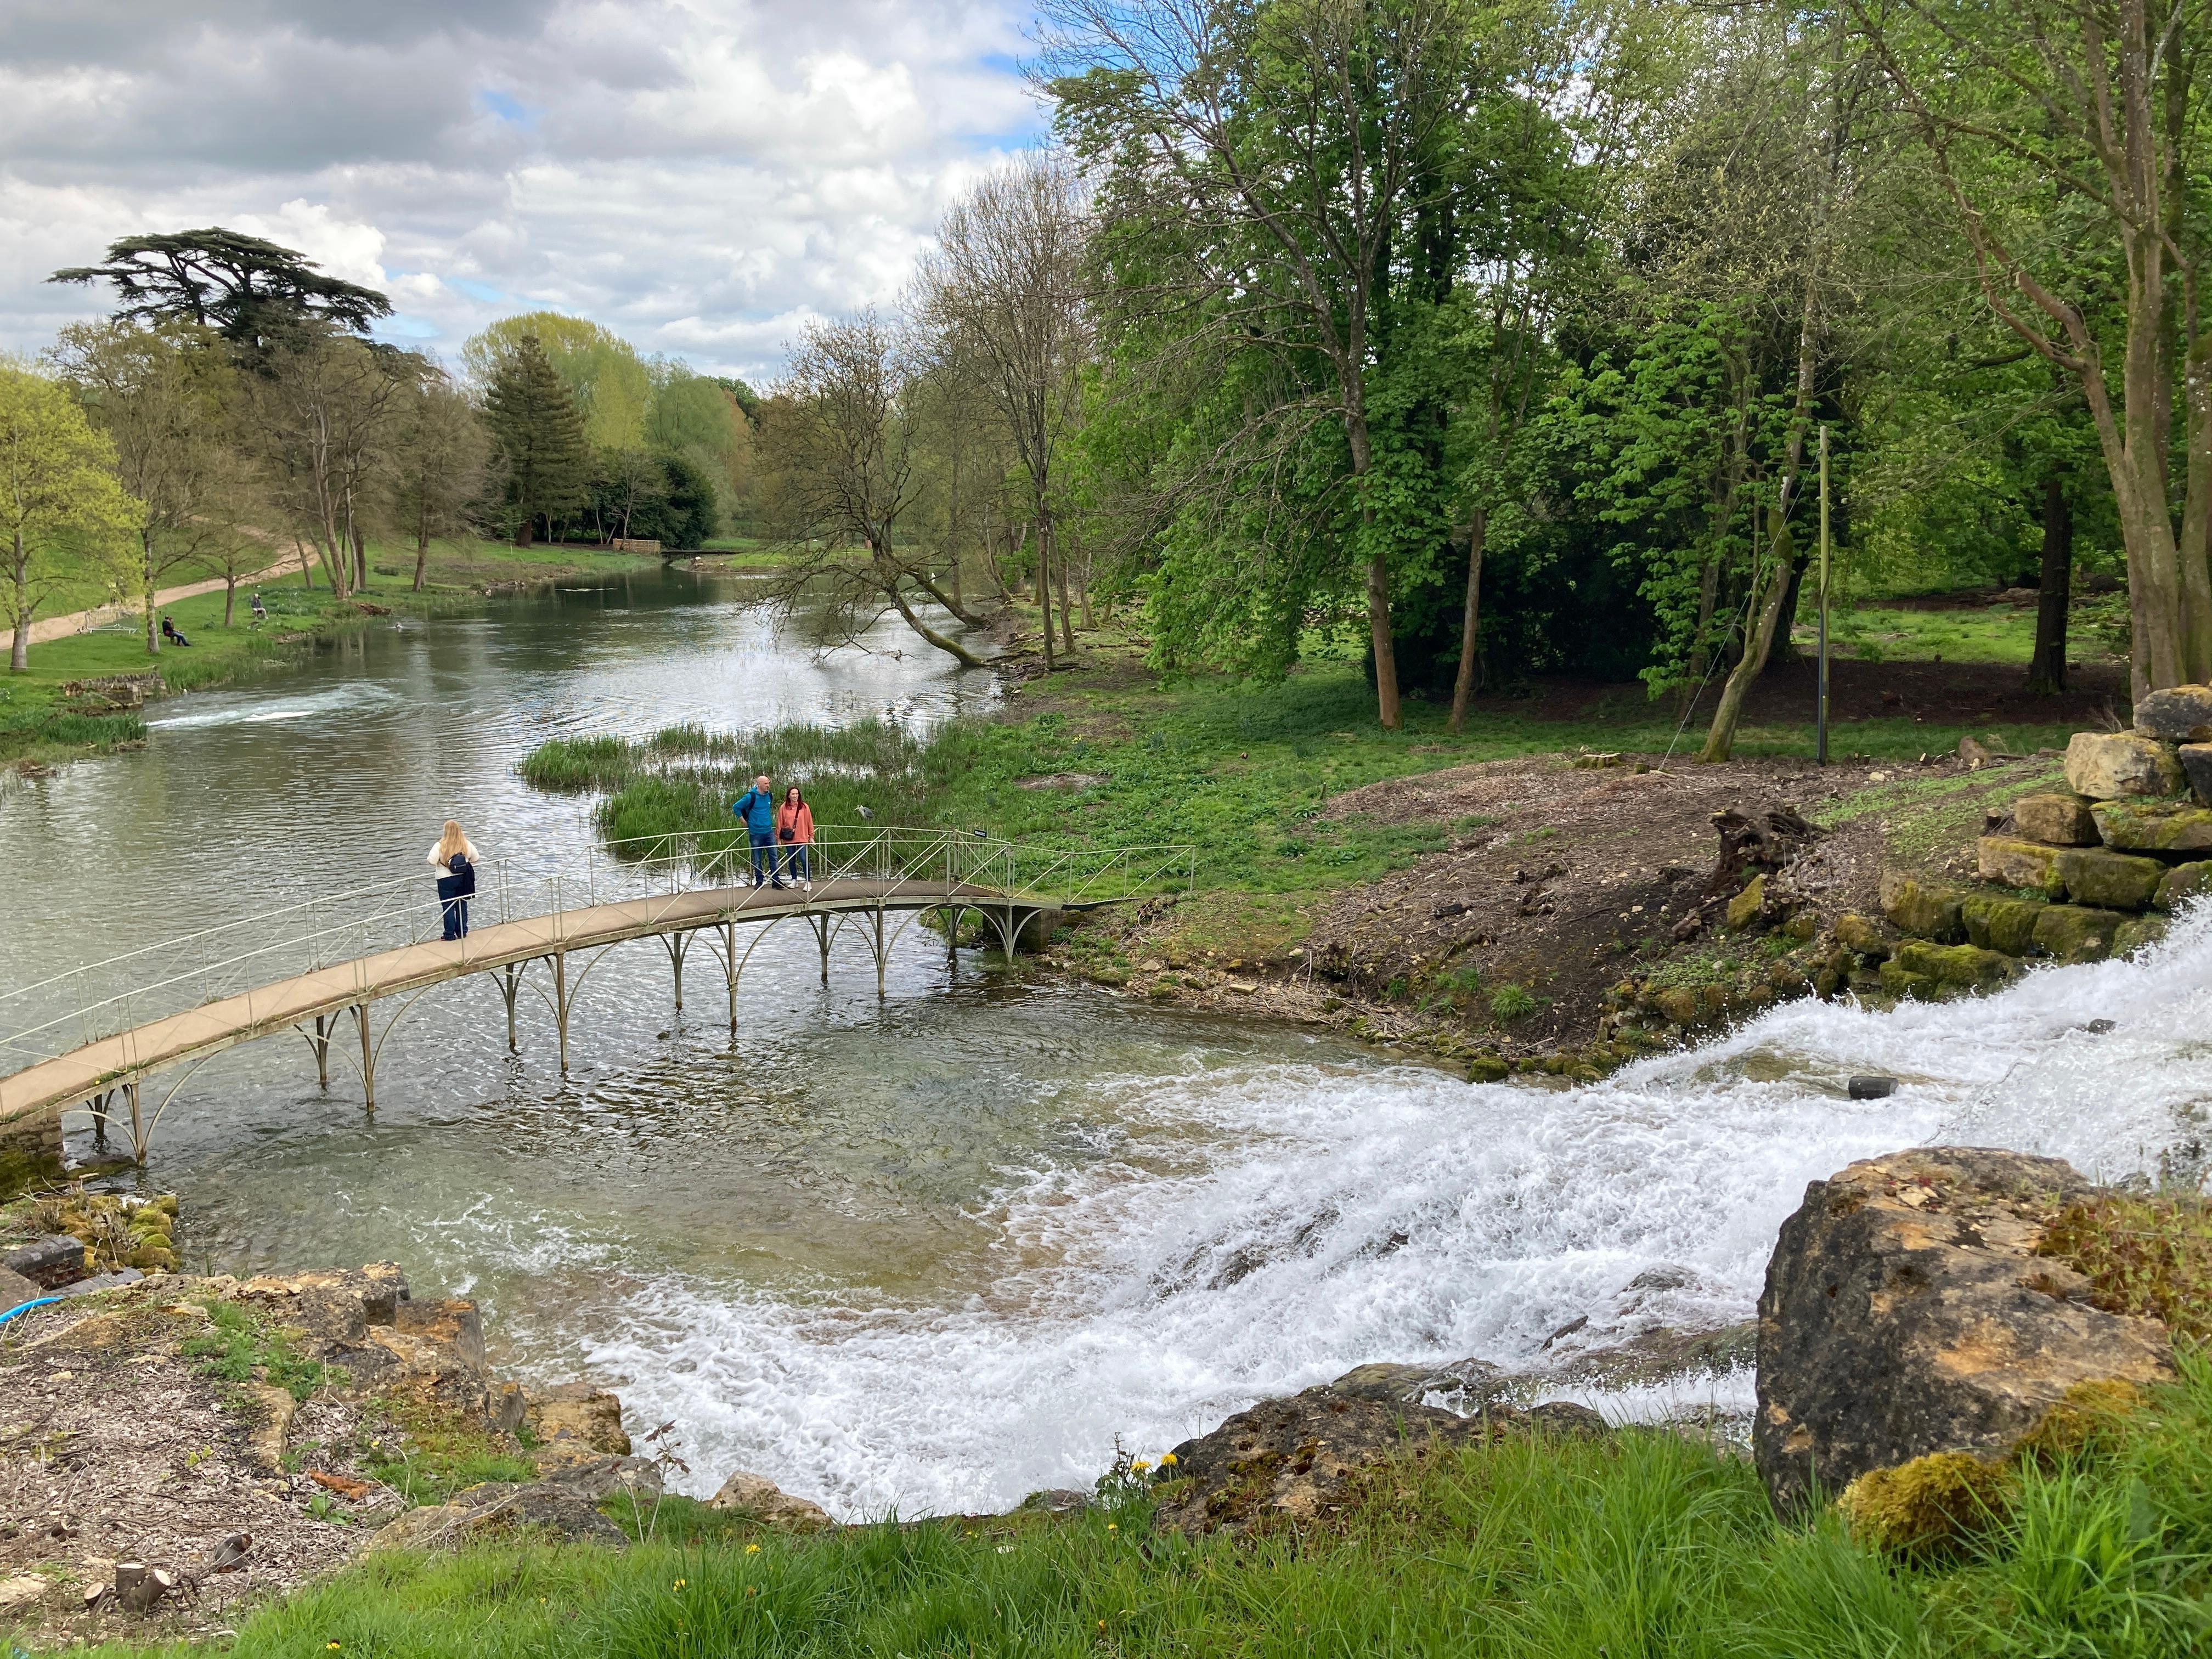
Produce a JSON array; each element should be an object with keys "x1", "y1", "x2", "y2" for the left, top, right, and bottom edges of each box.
[{"x1": 446, "y1": 850, "x2": 476, "y2": 895}]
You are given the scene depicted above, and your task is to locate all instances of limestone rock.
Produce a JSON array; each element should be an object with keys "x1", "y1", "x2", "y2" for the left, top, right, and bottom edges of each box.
[
  {"x1": 2032, "y1": 903, "x2": 2129, "y2": 962},
  {"x1": 2054, "y1": 845, "x2": 2169, "y2": 910},
  {"x1": 1976, "y1": 837, "x2": 2064, "y2": 893},
  {"x1": 368, "y1": 1480, "x2": 631, "y2": 1551},
  {"x1": 2064, "y1": 731, "x2": 2185, "y2": 799},
  {"x1": 1330, "y1": 1356, "x2": 1521, "y2": 1413},
  {"x1": 2010, "y1": 791, "x2": 2100, "y2": 847},
  {"x1": 236, "y1": 1263, "x2": 407, "y2": 1348},
  {"x1": 526, "y1": 1383, "x2": 630, "y2": 1455},
  {"x1": 1151, "y1": 1386, "x2": 1604, "y2": 1536},
  {"x1": 1754, "y1": 1147, "x2": 2174, "y2": 1517},
  {"x1": 488, "y1": 1380, "x2": 527, "y2": 1436},
  {"x1": 1726, "y1": 873, "x2": 1767, "y2": 929},
  {"x1": 0, "y1": 1575, "x2": 47, "y2": 1614},
  {"x1": 2090, "y1": 798, "x2": 2212, "y2": 854},
  {"x1": 1891, "y1": 940, "x2": 2017, "y2": 988},
  {"x1": 534, "y1": 1444, "x2": 665, "y2": 1501},
  {"x1": 2156, "y1": 861, "x2": 2212, "y2": 911},
  {"x1": 1878, "y1": 872, "x2": 1965, "y2": 942},
  {"x1": 2113, "y1": 915, "x2": 2169, "y2": 957},
  {"x1": 1960, "y1": 893, "x2": 2044, "y2": 957},
  {"x1": 363, "y1": 1299, "x2": 491, "y2": 1419},
  {"x1": 1833, "y1": 913, "x2": 1886, "y2": 953},
  {"x1": 2132, "y1": 683, "x2": 2212, "y2": 743},
  {"x1": 245, "y1": 1383, "x2": 297, "y2": 1475},
  {"x1": 708, "y1": 1470, "x2": 836, "y2": 1530},
  {"x1": 2183, "y1": 743, "x2": 2212, "y2": 806},
  {"x1": 0, "y1": 1264, "x2": 42, "y2": 1308}
]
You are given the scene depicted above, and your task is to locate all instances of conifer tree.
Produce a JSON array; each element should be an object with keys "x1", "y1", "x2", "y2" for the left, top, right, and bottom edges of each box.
[{"x1": 484, "y1": 332, "x2": 589, "y2": 546}]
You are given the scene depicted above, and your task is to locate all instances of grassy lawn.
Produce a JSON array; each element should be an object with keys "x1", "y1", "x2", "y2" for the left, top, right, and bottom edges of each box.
[
  {"x1": 46, "y1": 1351, "x2": 2212, "y2": 1658},
  {"x1": 3, "y1": 538, "x2": 659, "y2": 765},
  {"x1": 1804, "y1": 592, "x2": 2132, "y2": 667}
]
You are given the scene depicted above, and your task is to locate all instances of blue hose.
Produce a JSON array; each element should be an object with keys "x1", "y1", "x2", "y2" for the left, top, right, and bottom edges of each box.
[{"x1": 0, "y1": 1296, "x2": 62, "y2": 1328}]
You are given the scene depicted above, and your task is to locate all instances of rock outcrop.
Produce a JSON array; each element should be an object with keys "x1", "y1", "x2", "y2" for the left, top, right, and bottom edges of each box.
[
  {"x1": 1152, "y1": 1384, "x2": 1606, "y2": 1535},
  {"x1": 1754, "y1": 1147, "x2": 2175, "y2": 1516},
  {"x1": 708, "y1": 1470, "x2": 836, "y2": 1531}
]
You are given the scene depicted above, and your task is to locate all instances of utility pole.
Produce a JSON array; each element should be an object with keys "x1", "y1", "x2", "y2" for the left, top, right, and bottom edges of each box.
[{"x1": 1816, "y1": 424, "x2": 1831, "y2": 766}]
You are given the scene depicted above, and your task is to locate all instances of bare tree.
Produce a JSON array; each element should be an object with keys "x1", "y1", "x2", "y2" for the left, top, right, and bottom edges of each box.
[
  {"x1": 252, "y1": 332, "x2": 411, "y2": 599},
  {"x1": 919, "y1": 152, "x2": 1091, "y2": 667},
  {"x1": 756, "y1": 312, "x2": 986, "y2": 668}
]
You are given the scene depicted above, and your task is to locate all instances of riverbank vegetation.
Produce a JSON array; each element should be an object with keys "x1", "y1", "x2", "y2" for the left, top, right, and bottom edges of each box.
[{"x1": 54, "y1": 1352, "x2": 2212, "y2": 1658}]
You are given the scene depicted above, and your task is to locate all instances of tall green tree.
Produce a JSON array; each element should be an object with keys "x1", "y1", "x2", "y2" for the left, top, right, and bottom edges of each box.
[
  {"x1": 0, "y1": 366, "x2": 140, "y2": 672},
  {"x1": 484, "y1": 334, "x2": 590, "y2": 546},
  {"x1": 50, "y1": 229, "x2": 391, "y2": 357},
  {"x1": 386, "y1": 370, "x2": 490, "y2": 590}
]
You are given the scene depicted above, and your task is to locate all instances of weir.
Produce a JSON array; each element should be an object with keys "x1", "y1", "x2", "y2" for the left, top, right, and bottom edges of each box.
[{"x1": 0, "y1": 828, "x2": 1193, "y2": 1164}]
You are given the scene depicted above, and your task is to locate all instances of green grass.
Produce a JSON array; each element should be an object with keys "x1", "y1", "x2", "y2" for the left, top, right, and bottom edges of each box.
[
  {"x1": 46, "y1": 1351, "x2": 2212, "y2": 1658},
  {"x1": 179, "y1": 1298, "x2": 335, "y2": 1403},
  {"x1": 1806, "y1": 592, "x2": 2132, "y2": 667}
]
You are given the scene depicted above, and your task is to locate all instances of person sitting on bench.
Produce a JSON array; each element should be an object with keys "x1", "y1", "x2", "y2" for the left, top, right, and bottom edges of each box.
[{"x1": 160, "y1": 615, "x2": 193, "y2": 646}]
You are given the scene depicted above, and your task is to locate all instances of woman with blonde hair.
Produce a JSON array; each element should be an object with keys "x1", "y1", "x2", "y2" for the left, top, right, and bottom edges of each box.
[{"x1": 427, "y1": 819, "x2": 480, "y2": 940}]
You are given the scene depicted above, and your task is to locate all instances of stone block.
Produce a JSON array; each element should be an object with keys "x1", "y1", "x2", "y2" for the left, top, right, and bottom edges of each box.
[
  {"x1": 1879, "y1": 872, "x2": 1965, "y2": 941},
  {"x1": 1961, "y1": 893, "x2": 2044, "y2": 957},
  {"x1": 1833, "y1": 913, "x2": 1886, "y2": 953},
  {"x1": 1976, "y1": 836, "x2": 2066, "y2": 894},
  {"x1": 1876, "y1": 961, "x2": 1939, "y2": 999},
  {"x1": 2032, "y1": 904, "x2": 2128, "y2": 962},
  {"x1": 2113, "y1": 915, "x2": 2169, "y2": 957},
  {"x1": 2155, "y1": 861, "x2": 2212, "y2": 911},
  {"x1": 2066, "y1": 731, "x2": 2185, "y2": 799},
  {"x1": 2011, "y1": 791, "x2": 2101, "y2": 846},
  {"x1": 3, "y1": 1233, "x2": 91, "y2": 1289},
  {"x1": 2090, "y1": 798, "x2": 2212, "y2": 854},
  {"x1": 1727, "y1": 873, "x2": 1767, "y2": 929},
  {"x1": 526, "y1": 1382, "x2": 631, "y2": 1455},
  {"x1": 1893, "y1": 940, "x2": 2018, "y2": 988},
  {"x1": 2054, "y1": 846, "x2": 2169, "y2": 910},
  {"x1": 2134, "y1": 683, "x2": 2212, "y2": 742},
  {"x1": 2183, "y1": 744, "x2": 2212, "y2": 805}
]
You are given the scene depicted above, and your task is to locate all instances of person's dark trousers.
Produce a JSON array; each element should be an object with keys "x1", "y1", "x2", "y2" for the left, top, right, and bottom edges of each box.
[
  {"x1": 749, "y1": 832, "x2": 775, "y2": 885},
  {"x1": 781, "y1": 843, "x2": 810, "y2": 884},
  {"x1": 441, "y1": 896, "x2": 470, "y2": 939}
]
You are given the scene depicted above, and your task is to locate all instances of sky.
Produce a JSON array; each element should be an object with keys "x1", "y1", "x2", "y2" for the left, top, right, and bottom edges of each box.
[{"x1": 0, "y1": 0, "x2": 1046, "y2": 385}]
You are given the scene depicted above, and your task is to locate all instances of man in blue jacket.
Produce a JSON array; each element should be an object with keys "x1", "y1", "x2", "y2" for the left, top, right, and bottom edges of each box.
[{"x1": 731, "y1": 774, "x2": 778, "y2": 888}]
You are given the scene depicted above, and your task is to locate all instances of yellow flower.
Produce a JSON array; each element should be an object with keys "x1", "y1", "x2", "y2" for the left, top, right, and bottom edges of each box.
[
  {"x1": 1131, "y1": 1459, "x2": 1150, "y2": 1471},
  {"x1": 1160, "y1": 1452, "x2": 1178, "y2": 1466},
  {"x1": 746, "y1": 1586, "x2": 759, "y2": 1597},
  {"x1": 672, "y1": 1579, "x2": 687, "y2": 1590},
  {"x1": 1107, "y1": 1522, "x2": 1118, "y2": 1532},
  {"x1": 745, "y1": 1542, "x2": 761, "y2": 1555}
]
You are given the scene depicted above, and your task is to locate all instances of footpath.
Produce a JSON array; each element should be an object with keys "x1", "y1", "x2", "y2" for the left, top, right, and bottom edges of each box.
[{"x1": 25, "y1": 557, "x2": 301, "y2": 647}]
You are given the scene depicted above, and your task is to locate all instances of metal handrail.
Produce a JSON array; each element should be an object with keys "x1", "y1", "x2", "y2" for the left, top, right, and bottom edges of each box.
[{"x1": 0, "y1": 826, "x2": 1196, "y2": 1072}]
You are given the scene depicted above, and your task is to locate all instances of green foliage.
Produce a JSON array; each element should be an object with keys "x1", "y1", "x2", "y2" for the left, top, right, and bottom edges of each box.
[
  {"x1": 2038, "y1": 1192, "x2": 2212, "y2": 1344},
  {"x1": 482, "y1": 333, "x2": 591, "y2": 543},
  {"x1": 359, "y1": 1402, "x2": 539, "y2": 1507},
  {"x1": 180, "y1": 1299, "x2": 331, "y2": 1402},
  {"x1": 1489, "y1": 981, "x2": 1539, "y2": 1020}
]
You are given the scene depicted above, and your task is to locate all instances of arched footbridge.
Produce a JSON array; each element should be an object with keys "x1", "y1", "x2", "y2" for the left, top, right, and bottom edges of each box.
[{"x1": 0, "y1": 828, "x2": 1193, "y2": 1164}]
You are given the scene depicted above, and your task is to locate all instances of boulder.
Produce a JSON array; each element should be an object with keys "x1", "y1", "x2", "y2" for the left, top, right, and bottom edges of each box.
[
  {"x1": 534, "y1": 1444, "x2": 665, "y2": 1502},
  {"x1": 526, "y1": 1383, "x2": 631, "y2": 1455},
  {"x1": 2089, "y1": 798, "x2": 2212, "y2": 854},
  {"x1": 2183, "y1": 744, "x2": 2212, "y2": 806},
  {"x1": 1151, "y1": 1386, "x2": 1604, "y2": 1535},
  {"x1": 2156, "y1": 861, "x2": 2212, "y2": 911},
  {"x1": 1960, "y1": 893, "x2": 2045, "y2": 957},
  {"x1": 2010, "y1": 791, "x2": 2101, "y2": 847},
  {"x1": 1975, "y1": 837, "x2": 2064, "y2": 894},
  {"x1": 2064, "y1": 731, "x2": 2185, "y2": 799},
  {"x1": 236, "y1": 1263, "x2": 407, "y2": 1347},
  {"x1": 2132, "y1": 684, "x2": 2212, "y2": 743},
  {"x1": 2033, "y1": 904, "x2": 2129, "y2": 962},
  {"x1": 2113, "y1": 915, "x2": 2169, "y2": 957},
  {"x1": 1876, "y1": 962, "x2": 1939, "y2": 1000},
  {"x1": 4, "y1": 1233, "x2": 91, "y2": 1289},
  {"x1": 1833, "y1": 913, "x2": 1887, "y2": 954},
  {"x1": 367, "y1": 1480, "x2": 631, "y2": 1552},
  {"x1": 1754, "y1": 1147, "x2": 2175, "y2": 1517},
  {"x1": 1890, "y1": 940, "x2": 2017, "y2": 988},
  {"x1": 1330, "y1": 1357, "x2": 1522, "y2": 1413},
  {"x1": 708, "y1": 1470, "x2": 836, "y2": 1530},
  {"x1": 2053, "y1": 846, "x2": 2169, "y2": 910},
  {"x1": 1878, "y1": 872, "x2": 1965, "y2": 942}
]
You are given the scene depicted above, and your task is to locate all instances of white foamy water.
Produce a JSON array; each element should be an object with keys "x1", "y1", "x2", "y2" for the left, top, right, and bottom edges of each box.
[{"x1": 591, "y1": 906, "x2": 2212, "y2": 1520}]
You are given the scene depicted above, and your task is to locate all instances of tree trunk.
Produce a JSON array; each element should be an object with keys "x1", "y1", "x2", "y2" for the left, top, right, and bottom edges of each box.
[
  {"x1": 877, "y1": 549, "x2": 986, "y2": 667},
  {"x1": 1037, "y1": 523, "x2": 1056, "y2": 671},
  {"x1": 1447, "y1": 509, "x2": 1487, "y2": 732},
  {"x1": 9, "y1": 534, "x2": 27, "y2": 672},
  {"x1": 1700, "y1": 507, "x2": 1798, "y2": 762},
  {"x1": 142, "y1": 534, "x2": 159, "y2": 658},
  {"x1": 1767, "y1": 549, "x2": 1814, "y2": 671},
  {"x1": 1347, "y1": 420, "x2": 1401, "y2": 730},
  {"x1": 413, "y1": 527, "x2": 430, "y2": 592},
  {"x1": 2027, "y1": 477, "x2": 2073, "y2": 695},
  {"x1": 1053, "y1": 526, "x2": 1075, "y2": 653},
  {"x1": 515, "y1": 514, "x2": 534, "y2": 549},
  {"x1": 296, "y1": 536, "x2": 315, "y2": 588},
  {"x1": 223, "y1": 577, "x2": 237, "y2": 628},
  {"x1": 352, "y1": 522, "x2": 368, "y2": 592}
]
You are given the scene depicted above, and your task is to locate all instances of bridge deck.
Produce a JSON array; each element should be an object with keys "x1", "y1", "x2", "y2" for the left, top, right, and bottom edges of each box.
[{"x1": 0, "y1": 877, "x2": 1029, "y2": 1126}]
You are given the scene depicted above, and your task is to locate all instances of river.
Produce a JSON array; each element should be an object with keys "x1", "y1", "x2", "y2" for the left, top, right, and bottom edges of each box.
[{"x1": 2, "y1": 566, "x2": 2205, "y2": 1519}]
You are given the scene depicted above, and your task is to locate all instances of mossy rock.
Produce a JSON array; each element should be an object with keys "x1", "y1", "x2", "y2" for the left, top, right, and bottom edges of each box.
[
  {"x1": 2011, "y1": 1380, "x2": 2147, "y2": 1470},
  {"x1": 2055, "y1": 846, "x2": 2169, "y2": 911},
  {"x1": 1879, "y1": 872, "x2": 1965, "y2": 942},
  {"x1": 2154, "y1": 860, "x2": 2211, "y2": 911},
  {"x1": 126, "y1": 1243, "x2": 178, "y2": 1273},
  {"x1": 1726, "y1": 873, "x2": 1767, "y2": 930},
  {"x1": 1976, "y1": 836, "x2": 2067, "y2": 894},
  {"x1": 1838, "y1": 1451, "x2": 2012, "y2": 1560},
  {"x1": 1466, "y1": 1056, "x2": 1510, "y2": 1084},
  {"x1": 2113, "y1": 915, "x2": 2169, "y2": 957},
  {"x1": 2090, "y1": 797, "x2": 2212, "y2": 854},
  {"x1": 1876, "y1": 962, "x2": 1941, "y2": 1000},
  {"x1": 1961, "y1": 893, "x2": 2045, "y2": 957},
  {"x1": 1833, "y1": 913, "x2": 1887, "y2": 955},
  {"x1": 2032, "y1": 904, "x2": 2129, "y2": 963},
  {"x1": 1892, "y1": 940, "x2": 2018, "y2": 988}
]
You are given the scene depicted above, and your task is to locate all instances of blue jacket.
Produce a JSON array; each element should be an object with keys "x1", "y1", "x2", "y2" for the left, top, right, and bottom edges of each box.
[{"x1": 732, "y1": 788, "x2": 775, "y2": 834}]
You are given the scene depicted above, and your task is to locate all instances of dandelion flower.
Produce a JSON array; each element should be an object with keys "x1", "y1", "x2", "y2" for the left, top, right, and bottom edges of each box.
[
  {"x1": 1160, "y1": 1452, "x2": 1178, "y2": 1466},
  {"x1": 673, "y1": 1579, "x2": 687, "y2": 1590},
  {"x1": 1131, "y1": 1459, "x2": 1151, "y2": 1472},
  {"x1": 1107, "y1": 1522, "x2": 1118, "y2": 1532},
  {"x1": 745, "y1": 1542, "x2": 761, "y2": 1555}
]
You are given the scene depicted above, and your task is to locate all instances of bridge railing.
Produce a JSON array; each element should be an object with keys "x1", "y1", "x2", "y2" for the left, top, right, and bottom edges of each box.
[{"x1": 0, "y1": 828, "x2": 1194, "y2": 1074}]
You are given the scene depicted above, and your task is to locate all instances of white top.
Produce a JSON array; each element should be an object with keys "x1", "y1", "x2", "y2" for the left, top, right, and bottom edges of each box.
[{"x1": 426, "y1": 837, "x2": 480, "y2": 878}]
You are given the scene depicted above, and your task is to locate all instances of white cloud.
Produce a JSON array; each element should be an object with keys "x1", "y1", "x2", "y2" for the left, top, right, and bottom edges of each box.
[{"x1": 0, "y1": 0, "x2": 1045, "y2": 385}]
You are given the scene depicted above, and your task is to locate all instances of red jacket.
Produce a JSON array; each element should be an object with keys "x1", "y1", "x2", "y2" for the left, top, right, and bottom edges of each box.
[{"x1": 776, "y1": 802, "x2": 815, "y2": 844}]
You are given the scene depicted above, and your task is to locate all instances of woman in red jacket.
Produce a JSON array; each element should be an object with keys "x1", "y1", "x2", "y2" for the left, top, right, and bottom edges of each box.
[{"x1": 776, "y1": 785, "x2": 815, "y2": 891}]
